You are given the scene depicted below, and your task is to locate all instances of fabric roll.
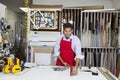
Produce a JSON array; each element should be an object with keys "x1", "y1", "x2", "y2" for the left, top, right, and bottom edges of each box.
[
  {"x1": 86, "y1": 49, "x2": 90, "y2": 66},
  {"x1": 95, "y1": 20, "x2": 98, "y2": 47},
  {"x1": 91, "y1": 49, "x2": 94, "y2": 66},
  {"x1": 100, "y1": 49, "x2": 104, "y2": 67},
  {"x1": 99, "y1": 17, "x2": 104, "y2": 47}
]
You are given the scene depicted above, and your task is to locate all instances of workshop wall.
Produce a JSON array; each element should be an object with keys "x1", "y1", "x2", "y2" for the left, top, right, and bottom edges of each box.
[
  {"x1": 5, "y1": 8, "x2": 19, "y2": 31},
  {"x1": 0, "y1": 3, "x2": 6, "y2": 18},
  {"x1": 112, "y1": 0, "x2": 120, "y2": 9},
  {"x1": 5, "y1": 8, "x2": 19, "y2": 46},
  {"x1": 5, "y1": 8, "x2": 25, "y2": 46},
  {"x1": 33, "y1": 0, "x2": 113, "y2": 9}
]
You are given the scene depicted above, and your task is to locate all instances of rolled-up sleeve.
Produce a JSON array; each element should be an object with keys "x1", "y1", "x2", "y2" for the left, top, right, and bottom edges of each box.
[
  {"x1": 74, "y1": 36, "x2": 84, "y2": 60},
  {"x1": 53, "y1": 36, "x2": 61, "y2": 57}
]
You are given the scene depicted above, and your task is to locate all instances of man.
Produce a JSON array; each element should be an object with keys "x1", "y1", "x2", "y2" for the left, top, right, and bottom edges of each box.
[{"x1": 54, "y1": 23, "x2": 84, "y2": 75}]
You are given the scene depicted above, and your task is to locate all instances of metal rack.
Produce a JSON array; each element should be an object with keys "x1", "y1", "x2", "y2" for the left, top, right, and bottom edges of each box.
[
  {"x1": 62, "y1": 8, "x2": 81, "y2": 36},
  {"x1": 80, "y1": 10, "x2": 120, "y2": 75},
  {"x1": 81, "y1": 47, "x2": 118, "y2": 75}
]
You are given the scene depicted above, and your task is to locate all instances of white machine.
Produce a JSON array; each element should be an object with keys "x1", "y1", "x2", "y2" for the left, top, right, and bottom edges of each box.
[{"x1": 27, "y1": 31, "x2": 60, "y2": 65}]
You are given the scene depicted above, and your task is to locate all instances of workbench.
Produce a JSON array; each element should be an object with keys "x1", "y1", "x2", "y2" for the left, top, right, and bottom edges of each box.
[{"x1": 0, "y1": 66, "x2": 118, "y2": 80}]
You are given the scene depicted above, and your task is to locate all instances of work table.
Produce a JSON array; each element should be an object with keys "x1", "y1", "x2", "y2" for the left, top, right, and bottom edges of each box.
[{"x1": 0, "y1": 66, "x2": 118, "y2": 80}]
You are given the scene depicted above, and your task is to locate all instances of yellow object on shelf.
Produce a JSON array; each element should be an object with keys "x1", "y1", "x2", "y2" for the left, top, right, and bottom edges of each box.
[{"x1": 2, "y1": 39, "x2": 5, "y2": 44}]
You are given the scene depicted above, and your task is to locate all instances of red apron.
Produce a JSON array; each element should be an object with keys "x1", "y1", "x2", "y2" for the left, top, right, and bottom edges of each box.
[{"x1": 56, "y1": 37, "x2": 75, "y2": 66}]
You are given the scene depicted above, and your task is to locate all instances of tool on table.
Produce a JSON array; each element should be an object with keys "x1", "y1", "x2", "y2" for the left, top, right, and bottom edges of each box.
[
  {"x1": 2, "y1": 58, "x2": 21, "y2": 74},
  {"x1": 79, "y1": 68, "x2": 98, "y2": 75},
  {"x1": 2, "y1": 58, "x2": 12, "y2": 73},
  {"x1": 91, "y1": 69, "x2": 98, "y2": 75},
  {"x1": 11, "y1": 58, "x2": 21, "y2": 74},
  {"x1": 53, "y1": 66, "x2": 68, "y2": 71}
]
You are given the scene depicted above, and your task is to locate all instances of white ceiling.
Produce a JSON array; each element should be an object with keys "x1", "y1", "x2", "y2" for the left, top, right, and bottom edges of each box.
[{"x1": 0, "y1": 0, "x2": 118, "y2": 13}]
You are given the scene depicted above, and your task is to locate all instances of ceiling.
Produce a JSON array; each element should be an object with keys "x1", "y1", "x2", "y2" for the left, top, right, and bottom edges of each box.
[
  {"x1": 0, "y1": 0, "x2": 115, "y2": 13},
  {"x1": 0, "y1": 0, "x2": 32, "y2": 13}
]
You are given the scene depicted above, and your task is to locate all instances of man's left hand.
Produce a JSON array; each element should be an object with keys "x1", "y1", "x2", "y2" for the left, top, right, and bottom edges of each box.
[{"x1": 71, "y1": 66, "x2": 78, "y2": 75}]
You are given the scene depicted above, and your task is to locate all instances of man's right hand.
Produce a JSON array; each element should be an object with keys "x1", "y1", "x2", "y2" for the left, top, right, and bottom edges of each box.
[{"x1": 63, "y1": 62, "x2": 70, "y2": 67}]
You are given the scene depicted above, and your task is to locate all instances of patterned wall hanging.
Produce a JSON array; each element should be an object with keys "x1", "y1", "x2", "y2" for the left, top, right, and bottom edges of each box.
[{"x1": 29, "y1": 9, "x2": 61, "y2": 31}]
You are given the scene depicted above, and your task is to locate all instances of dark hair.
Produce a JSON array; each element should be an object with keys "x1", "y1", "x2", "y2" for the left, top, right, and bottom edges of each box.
[{"x1": 63, "y1": 23, "x2": 73, "y2": 30}]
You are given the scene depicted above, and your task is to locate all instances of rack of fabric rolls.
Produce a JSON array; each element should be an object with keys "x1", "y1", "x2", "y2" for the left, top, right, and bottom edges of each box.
[
  {"x1": 81, "y1": 47, "x2": 118, "y2": 75},
  {"x1": 80, "y1": 10, "x2": 120, "y2": 76},
  {"x1": 81, "y1": 10, "x2": 119, "y2": 47}
]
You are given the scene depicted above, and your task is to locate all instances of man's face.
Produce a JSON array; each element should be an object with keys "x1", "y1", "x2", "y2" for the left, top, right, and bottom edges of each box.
[{"x1": 63, "y1": 28, "x2": 73, "y2": 38}]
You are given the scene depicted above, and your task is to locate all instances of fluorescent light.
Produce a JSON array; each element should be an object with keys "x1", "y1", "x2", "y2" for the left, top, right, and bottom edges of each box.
[
  {"x1": 19, "y1": 7, "x2": 29, "y2": 12},
  {"x1": 30, "y1": 8, "x2": 62, "y2": 11},
  {"x1": 20, "y1": 7, "x2": 62, "y2": 12},
  {"x1": 83, "y1": 9, "x2": 115, "y2": 12}
]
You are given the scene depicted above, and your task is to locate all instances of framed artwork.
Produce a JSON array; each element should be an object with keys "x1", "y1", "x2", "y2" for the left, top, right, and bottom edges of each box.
[{"x1": 29, "y1": 9, "x2": 61, "y2": 31}]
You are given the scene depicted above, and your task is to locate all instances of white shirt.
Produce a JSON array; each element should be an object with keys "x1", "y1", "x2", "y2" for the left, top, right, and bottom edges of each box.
[{"x1": 53, "y1": 34, "x2": 84, "y2": 59}]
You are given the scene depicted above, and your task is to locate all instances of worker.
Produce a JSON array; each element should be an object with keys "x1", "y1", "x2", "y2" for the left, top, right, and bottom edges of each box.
[{"x1": 54, "y1": 23, "x2": 84, "y2": 75}]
